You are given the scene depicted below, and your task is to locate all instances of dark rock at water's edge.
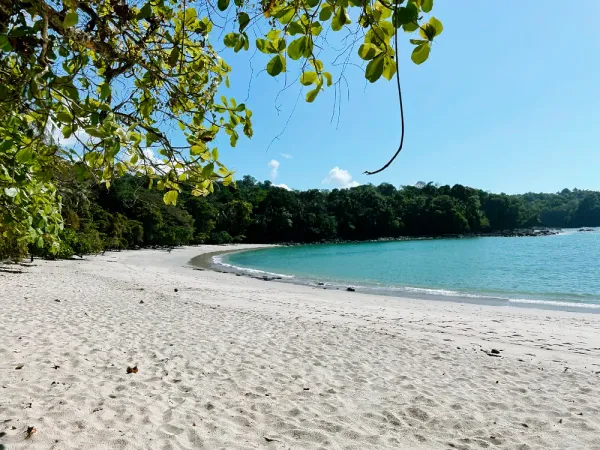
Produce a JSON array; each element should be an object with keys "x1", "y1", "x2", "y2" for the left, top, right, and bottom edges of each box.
[
  {"x1": 579, "y1": 228, "x2": 594, "y2": 232},
  {"x1": 346, "y1": 287, "x2": 356, "y2": 292},
  {"x1": 257, "y1": 276, "x2": 283, "y2": 282},
  {"x1": 469, "y1": 228, "x2": 560, "y2": 238}
]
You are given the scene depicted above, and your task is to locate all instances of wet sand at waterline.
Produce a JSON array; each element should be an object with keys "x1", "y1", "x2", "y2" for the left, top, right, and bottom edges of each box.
[{"x1": 1, "y1": 245, "x2": 600, "y2": 449}]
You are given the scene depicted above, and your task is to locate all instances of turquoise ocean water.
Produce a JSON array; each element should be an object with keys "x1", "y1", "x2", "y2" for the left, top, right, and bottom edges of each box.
[{"x1": 218, "y1": 229, "x2": 600, "y2": 312}]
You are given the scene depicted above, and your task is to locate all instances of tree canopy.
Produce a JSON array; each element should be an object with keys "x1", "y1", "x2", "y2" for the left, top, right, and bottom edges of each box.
[
  {"x1": 10, "y1": 169, "x2": 600, "y2": 260},
  {"x1": 1, "y1": 0, "x2": 442, "y2": 257}
]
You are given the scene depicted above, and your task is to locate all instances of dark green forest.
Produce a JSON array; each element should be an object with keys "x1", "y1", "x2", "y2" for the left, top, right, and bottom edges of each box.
[{"x1": 27, "y1": 172, "x2": 600, "y2": 259}]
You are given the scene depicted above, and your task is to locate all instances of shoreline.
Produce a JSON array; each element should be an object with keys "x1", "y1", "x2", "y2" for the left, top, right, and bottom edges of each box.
[
  {"x1": 194, "y1": 244, "x2": 600, "y2": 315},
  {"x1": 2, "y1": 246, "x2": 600, "y2": 448},
  {"x1": 267, "y1": 227, "x2": 563, "y2": 247}
]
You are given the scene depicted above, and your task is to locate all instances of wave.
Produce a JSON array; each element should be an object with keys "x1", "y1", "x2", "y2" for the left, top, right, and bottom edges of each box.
[
  {"x1": 374, "y1": 285, "x2": 600, "y2": 309},
  {"x1": 212, "y1": 255, "x2": 295, "y2": 279},
  {"x1": 384, "y1": 285, "x2": 491, "y2": 299},
  {"x1": 506, "y1": 298, "x2": 600, "y2": 309},
  {"x1": 213, "y1": 255, "x2": 600, "y2": 312}
]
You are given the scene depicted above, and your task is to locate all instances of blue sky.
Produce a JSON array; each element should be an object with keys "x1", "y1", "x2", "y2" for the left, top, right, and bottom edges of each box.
[{"x1": 212, "y1": 1, "x2": 600, "y2": 194}]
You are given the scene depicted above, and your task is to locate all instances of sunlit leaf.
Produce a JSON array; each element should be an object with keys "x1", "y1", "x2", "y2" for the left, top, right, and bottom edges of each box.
[
  {"x1": 163, "y1": 190, "x2": 179, "y2": 205},
  {"x1": 63, "y1": 11, "x2": 78, "y2": 28},
  {"x1": 429, "y1": 16, "x2": 443, "y2": 36},
  {"x1": 358, "y1": 43, "x2": 379, "y2": 60},
  {"x1": 300, "y1": 71, "x2": 318, "y2": 85},
  {"x1": 421, "y1": 0, "x2": 433, "y2": 13},
  {"x1": 365, "y1": 55, "x2": 384, "y2": 82},
  {"x1": 224, "y1": 33, "x2": 238, "y2": 48},
  {"x1": 306, "y1": 86, "x2": 320, "y2": 102},
  {"x1": 411, "y1": 42, "x2": 430, "y2": 64},
  {"x1": 319, "y1": 5, "x2": 332, "y2": 21},
  {"x1": 266, "y1": 54, "x2": 285, "y2": 76}
]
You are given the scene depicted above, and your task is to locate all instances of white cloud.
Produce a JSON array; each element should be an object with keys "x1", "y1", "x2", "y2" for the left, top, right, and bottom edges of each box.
[
  {"x1": 46, "y1": 121, "x2": 91, "y2": 147},
  {"x1": 322, "y1": 167, "x2": 360, "y2": 189},
  {"x1": 273, "y1": 183, "x2": 291, "y2": 191},
  {"x1": 268, "y1": 159, "x2": 280, "y2": 181},
  {"x1": 281, "y1": 153, "x2": 293, "y2": 159},
  {"x1": 143, "y1": 148, "x2": 164, "y2": 166}
]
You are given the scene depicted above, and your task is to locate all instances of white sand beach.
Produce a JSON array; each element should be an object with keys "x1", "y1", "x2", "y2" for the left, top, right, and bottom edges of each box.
[{"x1": 2, "y1": 245, "x2": 600, "y2": 449}]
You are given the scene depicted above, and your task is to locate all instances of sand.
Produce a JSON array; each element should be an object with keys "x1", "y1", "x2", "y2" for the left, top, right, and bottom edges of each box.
[{"x1": 1, "y1": 245, "x2": 600, "y2": 449}]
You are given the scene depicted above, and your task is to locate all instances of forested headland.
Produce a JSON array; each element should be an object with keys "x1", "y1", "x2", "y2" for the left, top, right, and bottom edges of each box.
[{"x1": 16, "y1": 169, "x2": 600, "y2": 259}]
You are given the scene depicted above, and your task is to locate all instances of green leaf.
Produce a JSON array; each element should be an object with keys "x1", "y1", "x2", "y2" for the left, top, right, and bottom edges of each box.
[
  {"x1": 429, "y1": 16, "x2": 443, "y2": 36},
  {"x1": 130, "y1": 153, "x2": 139, "y2": 165},
  {"x1": 287, "y1": 21, "x2": 305, "y2": 36},
  {"x1": 267, "y1": 29, "x2": 280, "y2": 40},
  {"x1": 310, "y1": 59, "x2": 324, "y2": 71},
  {"x1": 392, "y1": 5, "x2": 418, "y2": 27},
  {"x1": 62, "y1": 126, "x2": 73, "y2": 139},
  {"x1": 191, "y1": 145, "x2": 205, "y2": 155},
  {"x1": 224, "y1": 33, "x2": 238, "y2": 48},
  {"x1": 419, "y1": 23, "x2": 437, "y2": 41},
  {"x1": 287, "y1": 37, "x2": 304, "y2": 60},
  {"x1": 202, "y1": 162, "x2": 215, "y2": 178},
  {"x1": 218, "y1": 0, "x2": 230, "y2": 11},
  {"x1": 337, "y1": 7, "x2": 349, "y2": 25},
  {"x1": 137, "y1": 3, "x2": 152, "y2": 19},
  {"x1": 266, "y1": 54, "x2": 285, "y2": 76},
  {"x1": 382, "y1": 56, "x2": 397, "y2": 81},
  {"x1": 319, "y1": 5, "x2": 332, "y2": 21},
  {"x1": 288, "y1": 36, "x2": 311, "y2": 60},
  {"x1": 63, "y1": 11, "x2": 78, "y2": 28},
  {"x1": 30, "y1": 78, "x2": 40, "y2": 98},
  {"x1": 323, "y1": 72, "x2": 333, "y2": 86},
  {"x1": 56, "y1": 111, "x2": 73, "y2": 123},
  {"x1": 99, "y1": 82, "x2": 111, "y2": 100},
  {"x1": 306, "y1": 0, "x2": 319, "y2": 7},
  {"x1": 305, "y1": 86, "x2": 320, "y2": 103},
  {"x1": 358, "y1": 43, "x2": 379, "y2": 60},
  {"x1": 0, "y1": 34, "x2": 12, "y2": 52},
  {"x1": 300, "y1": 71, "x2": 318, "y2": 86},
  {"x1": 184, "y1": 8, "x2": 197, "y2": 24},
  {"x1": 379, "y1": 21, "x2": 395, "y2": 37},
  {"x1": 421, "y1": 0, "x2": 433, "y2": 13},
  {"x1": 130, "y1": 132, "x2": 142, "y2": 145},
  {"x1": 84, "y1": 127, "x2": 105, "y2": 138},
  {"x1": 332, "y1": 7, "x2": 349, "y2": 31},
  {"x1": 256, "y1": 38, "x2": 278, "y2": 54},
  {"x1": 0, "y1": 139, "x2": 13, "y2": 152},
  {"x1": 238, "y1": 12, "x2": 250, "y2": 31},
  {"x1": 411, "y1": 42, "x2": 430, "y2": 64},
  {"x1": 212, "y1": 148, "x2": 219, "y2": 160},
  {"x1": 276, "y1": 6, "x2": 295, "y2": 24},
  {"x1": 163, "y1": 190, "x2": 179, "y2": 206},
  {"x1": 365, "y1": 55, "x2": 384, "y2": 83},
  {"x1": 168, "y1": 46, "x2": 180, "y2": 66},
  {"x1": 15, "y1": 148, "x2": 34, "y2": 164},
  {"x1": 311, "y1": 22, "x2": 323, "y2": 36},
  {"x1": 403, "y1": 21, "x2": 419, "y2": 32},
  {"x1": 234, "y1": 37, "x2": 244, "y2": 53}
]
